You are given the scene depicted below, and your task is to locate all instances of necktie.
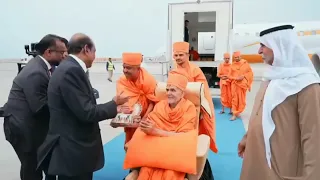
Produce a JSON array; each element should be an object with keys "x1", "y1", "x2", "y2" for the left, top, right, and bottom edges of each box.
[
  {"x1": 49, "y1": 66, "x2": 56, "y2": 76},
  {"x1": 86, "y1": 70, "x2": 89, "y2": 78}
]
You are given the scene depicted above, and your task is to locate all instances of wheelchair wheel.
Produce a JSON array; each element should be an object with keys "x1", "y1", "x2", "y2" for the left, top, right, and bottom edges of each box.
[{"x1": 199, "y1": 159, "x2": 214, "y2": 180}]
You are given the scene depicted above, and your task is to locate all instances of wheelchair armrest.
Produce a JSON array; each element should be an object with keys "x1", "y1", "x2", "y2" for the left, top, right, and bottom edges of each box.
[
  {"x1": 187, "y1": 135, "x2": 210, "y2": 180},
  {"x1": 196, "y1": 135, "x2": 210, "y2": 157}
]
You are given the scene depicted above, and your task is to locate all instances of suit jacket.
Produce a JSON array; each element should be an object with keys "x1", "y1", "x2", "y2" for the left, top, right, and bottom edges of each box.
[
  {"x1": 3, "y1": 56, "x2": 51, "y2": 152},
  {"x1": 37, "y1": 56, "x2": 118, "y2": 176}
]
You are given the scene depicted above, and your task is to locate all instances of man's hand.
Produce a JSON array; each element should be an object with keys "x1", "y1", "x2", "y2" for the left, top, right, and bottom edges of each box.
[
  {"x1": 113, "y1": 91, "x2": 129, "y2": 105},
  {"x1": 140, "y1": 115, "x2": 148, "y2": 123},
  {"x1": 236, "y1": 75, "x2": 244, "y2": 81},
  {"x1": 140, "y1": 119, "x2": 157, "y2": 135},
  {"x1": 119, "y1": 105, "x2": 132, "y2": 114},
  {"x1": 238, "y1": 134, "x2": 247, "y2": 158},
  {"x1": 117, "y1": 106, "x2": 122, "y2": 113}
]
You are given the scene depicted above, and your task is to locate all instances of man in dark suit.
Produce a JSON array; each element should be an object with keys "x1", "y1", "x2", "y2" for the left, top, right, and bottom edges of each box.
[
  {"x1": 184, "y1": 20, "x2": 189, "y2": 42},
  {"x1": 3, "y1": 34, "x2": 67, "y2": 180},
  {"x1": 37, "y1": 33, "x2": 129, "y2": 180}
]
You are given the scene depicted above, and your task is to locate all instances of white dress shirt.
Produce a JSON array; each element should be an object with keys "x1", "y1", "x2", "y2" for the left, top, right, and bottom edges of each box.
[
  {"x1": 39, "y1": 55, "x2": 53, "y2": 75},
  {"x1": 69, "y1": 54, "x2": 87, "y2": 73},
  {"x1": 39, "y1": 55, "x2": 51, "y2": 70}
]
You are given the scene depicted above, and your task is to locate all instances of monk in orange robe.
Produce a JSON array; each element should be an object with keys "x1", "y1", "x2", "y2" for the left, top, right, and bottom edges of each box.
[
  {"x1": 217, "y1": 53, "x2": 232, "y2": 114},
  {"x1": 133, "y1": 70, "x2": 197, "y2": 180},
  {"x1": 228, "y1": 51, "x2": 253, "y2": 120},
  {"x1": 116, "y1": 52, "x2": 159, "y2": 144},
  {"x1": 172, "y1": 41, "x2": 218, "y2": 153},
  {"x1": 190, "y1": 47, "x2": 200, "y2": 61}
]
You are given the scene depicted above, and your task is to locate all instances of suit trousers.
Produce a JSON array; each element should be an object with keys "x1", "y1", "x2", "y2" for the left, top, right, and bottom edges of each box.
[
  {"x1": 12, "y1": 145, "x2": 43, "y2": 180},
  {"x1": 4, "y1": 119, "x2": 55, "y2": 180},
  {"x1": 12, "y1": 143, "x2": 55, "y2": 180}
]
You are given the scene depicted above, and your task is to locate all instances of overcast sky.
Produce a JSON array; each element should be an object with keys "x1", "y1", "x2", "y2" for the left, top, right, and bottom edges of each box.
[{"x1": 0, "y1": 0, "x2": 319, "y2": 59}]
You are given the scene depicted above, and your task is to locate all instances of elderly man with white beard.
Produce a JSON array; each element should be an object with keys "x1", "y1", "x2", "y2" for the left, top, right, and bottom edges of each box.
[{"x1": 238, "y1": 25, "x2": 320, "y2": 180}]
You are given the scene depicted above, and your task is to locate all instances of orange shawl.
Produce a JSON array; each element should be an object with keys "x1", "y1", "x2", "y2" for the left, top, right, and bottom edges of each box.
[
  {"x1": 117, "y1": 67, "x2": 159, "y2": 142},
  {"x1": 148, "y1": 98, "x2": 197, "y2": 132},
  {"x1": 228, "y1": 59, "x2": 253, "y2": 91},
  {"x1": 217, "y1": 62, "x2": 231, "y2": 85}
]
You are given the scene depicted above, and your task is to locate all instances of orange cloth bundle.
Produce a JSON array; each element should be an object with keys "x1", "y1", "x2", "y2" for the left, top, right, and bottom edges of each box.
[{"x1": 123, "y1": 129, "x2": 198, "y2": 174}]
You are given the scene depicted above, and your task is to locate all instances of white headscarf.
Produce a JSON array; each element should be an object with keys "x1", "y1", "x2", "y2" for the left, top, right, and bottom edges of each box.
[{"x1": 261, "y1": 28, "x2": 320, "y2": 168}]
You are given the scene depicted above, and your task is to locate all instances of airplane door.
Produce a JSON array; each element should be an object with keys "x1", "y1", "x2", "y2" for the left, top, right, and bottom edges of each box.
[{"x1": 168, "y1": 1, "x2": 233, "y2": 64}]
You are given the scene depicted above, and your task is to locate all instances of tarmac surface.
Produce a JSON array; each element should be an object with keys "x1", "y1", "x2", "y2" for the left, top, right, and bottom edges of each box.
[{"x1": 0, "y1": 62, "x2": 265, "y2": 179}]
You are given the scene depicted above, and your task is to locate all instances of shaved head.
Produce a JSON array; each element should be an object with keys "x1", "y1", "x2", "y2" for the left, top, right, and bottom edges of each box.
[
  {"x1": 68, "y1": 33, "x2": 96, "y2": 68},
  {"x1": 70, "y1": 33, "x2": 88, "y2": 42}
]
